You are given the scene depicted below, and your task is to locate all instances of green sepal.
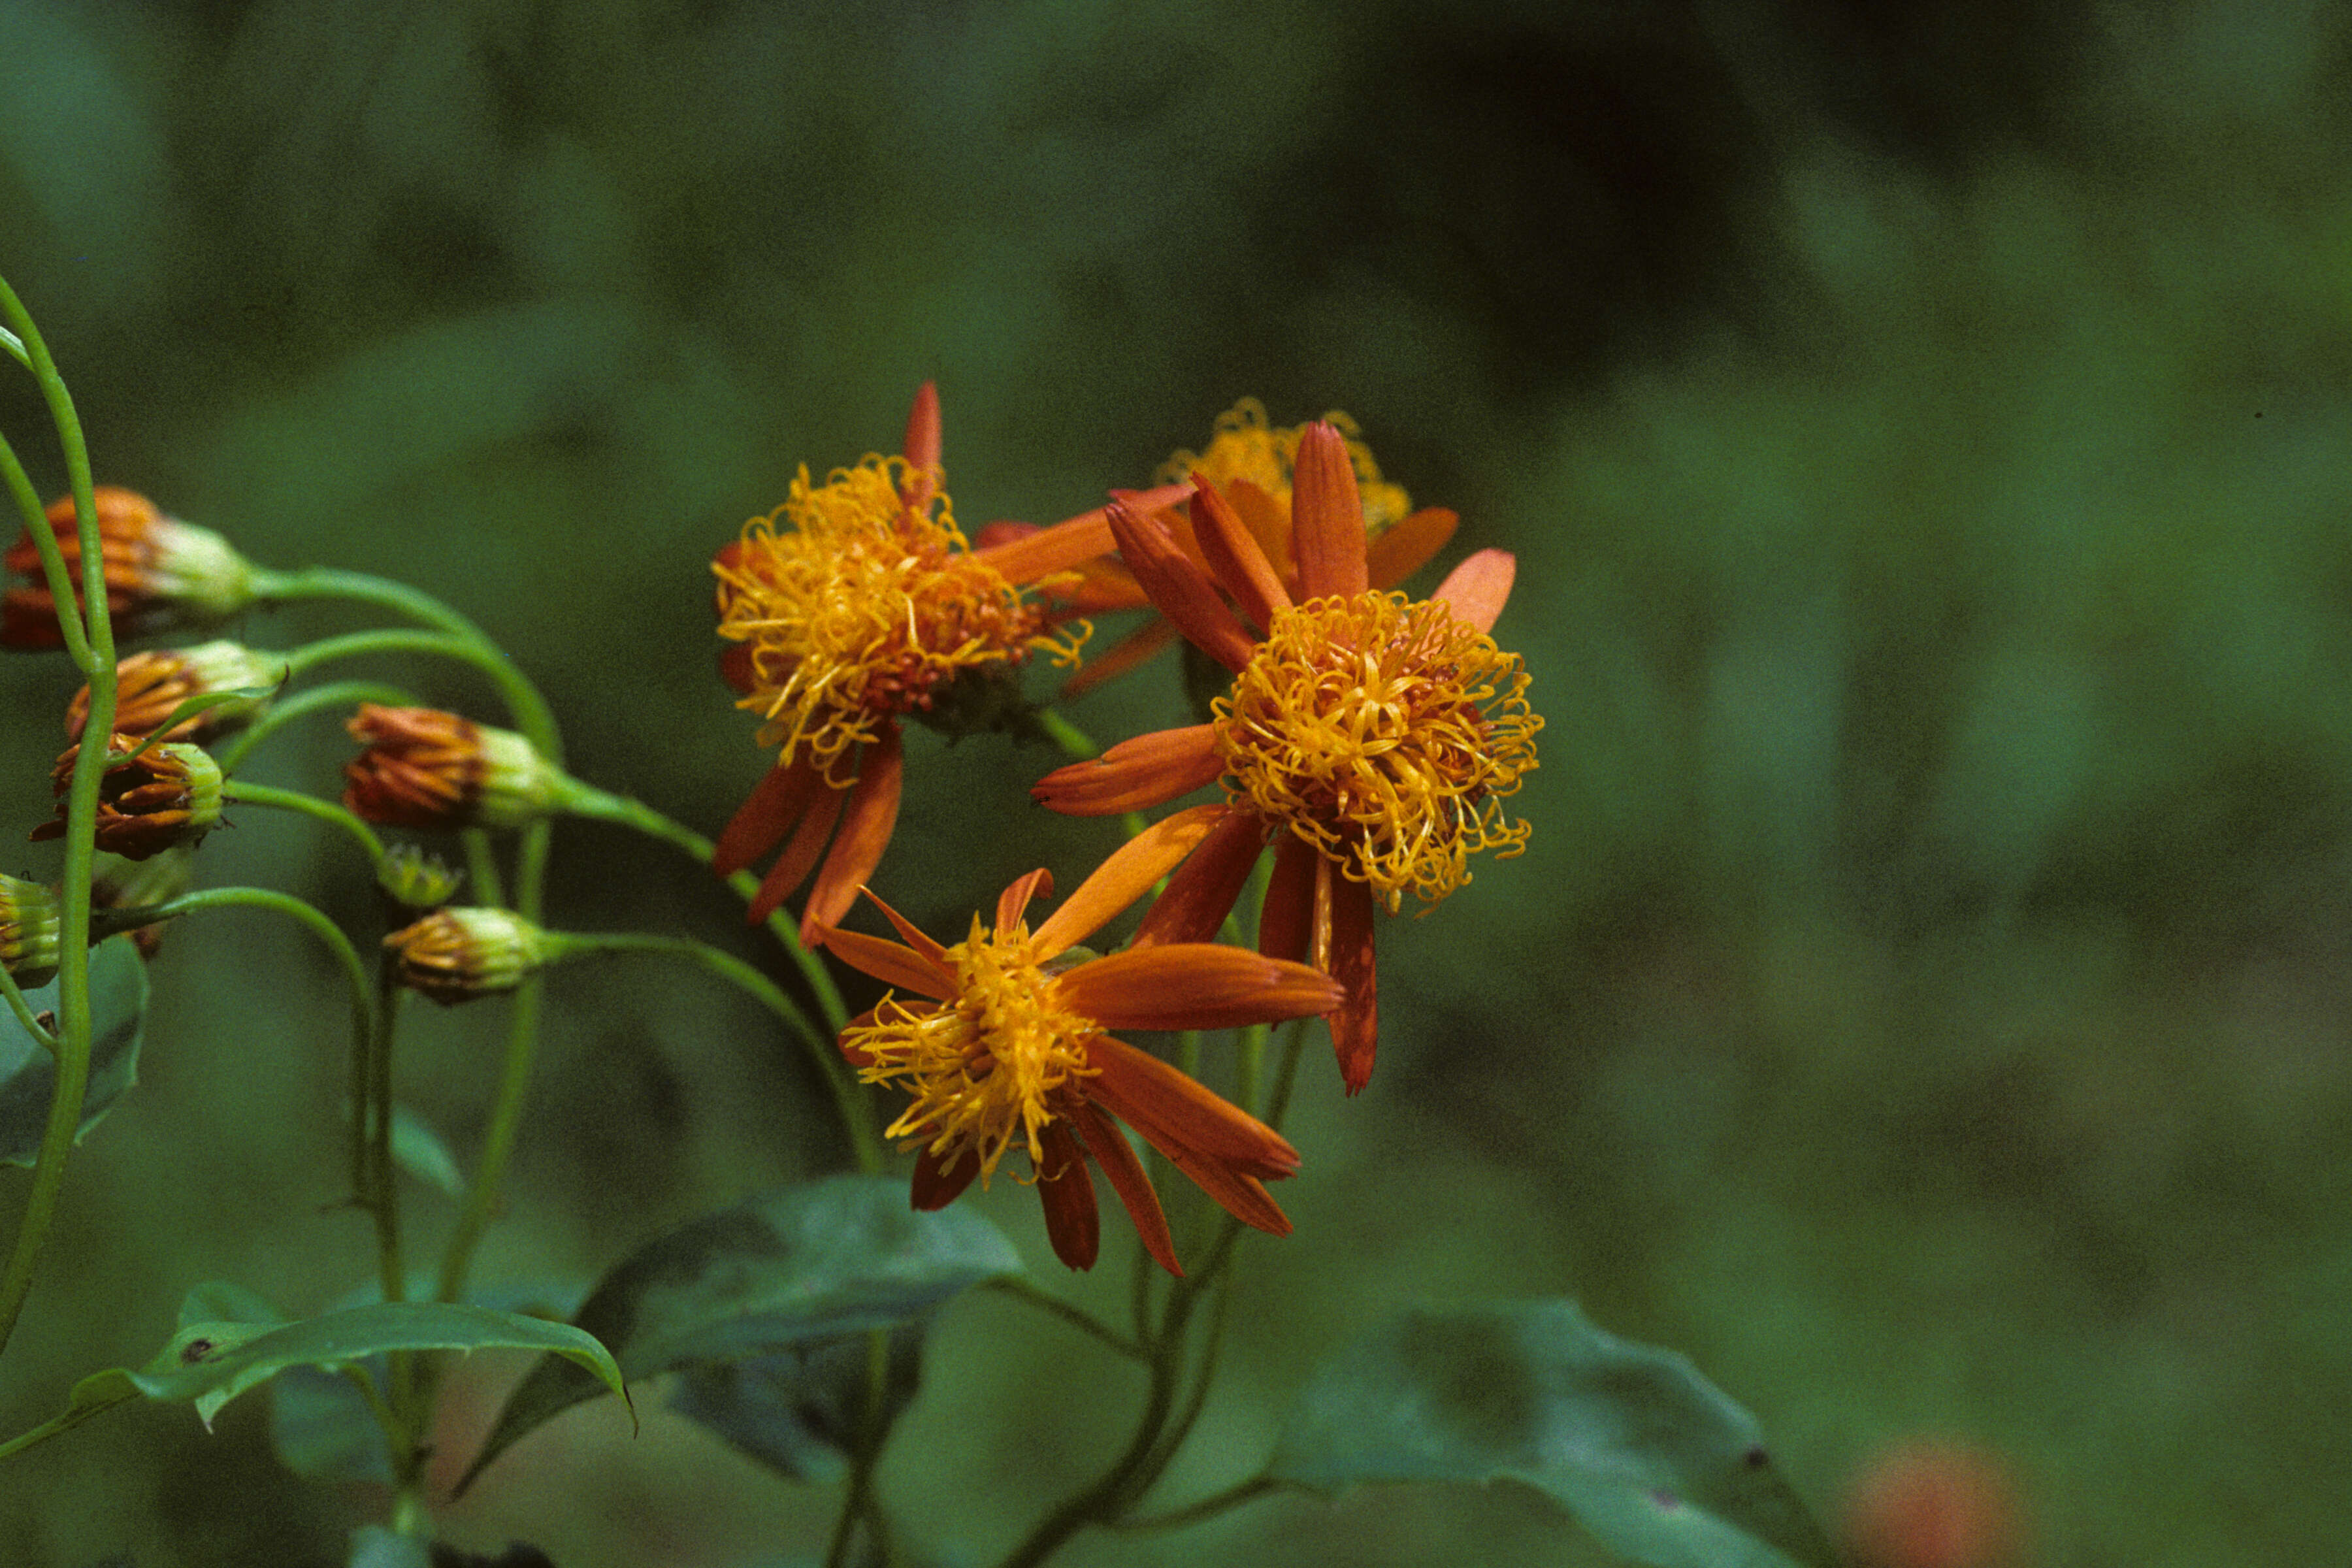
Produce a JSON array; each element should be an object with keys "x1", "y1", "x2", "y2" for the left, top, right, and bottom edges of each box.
[{"x1": 1269, "y1": 1299, "x2": 1839, "y2": 1568}]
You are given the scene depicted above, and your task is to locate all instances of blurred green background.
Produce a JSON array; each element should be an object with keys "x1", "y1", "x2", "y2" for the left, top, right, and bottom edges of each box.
[{"x1": 4, "y1": 0, "x2": 2350, "y2": 1563}]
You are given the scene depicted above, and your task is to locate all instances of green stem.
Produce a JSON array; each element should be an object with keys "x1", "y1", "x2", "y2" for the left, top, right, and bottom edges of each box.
[
  {"x1": 0, "y1": 275, "x2": 114, "y2": 1365},
  {"x1": 460, "y1": 829, "x2": 504, "y2": 909},
  {"x1": 1109, "y1": 1477, "x2": 1283, "y2": 1533},
  {"x1": 823, "y1": 1331, "x2": 894, "y2": 1568},
  {"x1": 0, "y1": 1384, "x2": 138, "y2": 1462},
  {"x1": 564, "y1": 789, "x2": 849, "y2": 1032},
  {"x1": 0, "y1": 966, "x2": 57, "y2": 1054},
  {"x1": 0, "y1": 429, "x2": 89, "y2": 668},
  {"x1": 432, "y1": 976, "x2": 543, "y2": 1304},
  {"x1": 250, "y1": 569, "x2": 560, "y2": 762},
  {"x1": 223, "y1": 781, "x2": 387, "y2": 866},
  {"x1": 550, "y1": 932, "x2": 879, "y2": 1174},
  {"x1": 215, "y1": 679, "x2": 420, "y2": 774},
  {"x1": 982, "y1": 1277, "x2": 1148, "y2": 1360}
]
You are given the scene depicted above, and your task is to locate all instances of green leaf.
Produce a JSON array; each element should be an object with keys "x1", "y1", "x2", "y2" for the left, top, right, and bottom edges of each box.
[
  {"x1": 1269, "y1": 1300, "x2": 1839, "y2": 1568},
  {"x1": 348, "y1": 1527, "x2": 431, "y2": 1568},
  {"x1": 0, "y1": 938, "x2": 149, "y2": 1166},
  {"x1": 667, "y1": 1324, "x2": 924, "y2": 1483},
  {"x1": 390, "y1": 1103, "x2": 466, "y2": 1198},
  {"x1": 60, "y1": 1298, "x2": 627, "y2": 1436},
  {"x1": 177, "y1": 1279, "x2": 289, "y2": 1330},
  {"x1": 271, "y1": 1279, "x2": 585, "y2": 1486},
  {"x1": 457, "y1": 1174, "x2": 1019, "y2": 1494}
]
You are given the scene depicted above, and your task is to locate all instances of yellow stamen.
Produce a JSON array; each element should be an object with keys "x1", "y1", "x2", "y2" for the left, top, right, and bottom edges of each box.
[
  {"x1": 1156, "y1": 399, "x2": 1415, "y2": 534},
  {"x1": 845, "y1": 917, "x2": 1101, "y2": 1184},
  {"x1": 714, "y1": 456, "x2": 1083, "y2": 784},
  {"x1": 1215, "y1": 592, "x2": 1541, "y2": 913}
]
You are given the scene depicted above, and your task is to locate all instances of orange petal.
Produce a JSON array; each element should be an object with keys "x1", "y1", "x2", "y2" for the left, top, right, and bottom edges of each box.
[
  {"x1": 902, "y1": 381, "x2": 941, "y2": 476},
  {"x1": 1256, "y1": 832, "x2": 1319, "y2": 964},
  {"x1": 1068, "y1": 1097, "x2": 1179, "y2": 1277},
  {"x1": 1290, "y1": 422, "x2": 1370, "y2": 600},
  {"x1": 1054, "y1": 944, "x2": 1343, "y2": 1032},
  {"x1": 864, "y1": 885, "x2": 953, "y2": 973},
  {"x1": 1031, "y1": 802, "x2": 1232, "y2": 958},
  {"x1": 1086, "y1": 1035, "x2": 1302, "y2": 1177},
  {"x1": 800, "y1": 726, "x2": 904, "y2": 944},
  {"x1": 746, "y1": 778, "x2": 845, "y2": 924},
  {"x1": 971, "y1": 482, "x2": 1193, "y2": 585},
  {"x1": 997, "y1": 867, "x2": 1055, "y2": 932},
  {"x1": 1134, "y1": 806, "x2": 1267, "y2": 947},
  {"x1": 810, "y1": 923, "x2": 955, "y2": 1000},
  {"x1": 1224, "y1": 478, "x2": 1294, "y2": 582},
  {"x1": 713, "y1": 758, "x2": 823, "y2": 877},
  {"x1": 1188, "y1": 477, "x2": 1290, "y2": 632},
  {"x1": 1034, "y1": 1120, "x2": 1100, "y2": 1271},
  {"x1": 912, "y1": 1143, "x2": 979, "y2": 1211},
  {"x1": 1431, "y1": 547, "x2": 1516, "y2": 635},
  {"x1": 1365, "y1": 506, "x2": 1460, "y2": 591},
  {"x1": 1060, "y1": 615, "x2": 1179, "y2": 699},
  {"x1": 718, "y1": 642, "x2": 757, "y2": 696},
  {"x1": 1105, "y1": 500, "x2": 1256, "y2": 672},
  {"x1": 1326, "y1": 875, "x2": 1380, "y2": 1094},
  {"x1": 972, "y1": 519, "x2": 1034, "y2": 552},
  {"x1": 1032, "y1": 724, "x2": 1222, "y2": 816}
]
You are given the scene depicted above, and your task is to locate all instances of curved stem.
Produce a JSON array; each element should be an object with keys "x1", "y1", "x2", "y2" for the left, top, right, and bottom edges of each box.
[
  {"x1": 250, "y1": 569, "x2": 561, "y2": 763},
  {"x1": 982, "y1": 1277, "x2": 1147, "y2": 1360},
  {"x1": 0, "y1": 430, "x2": 89, "y2": 668},
  {"x1": 216, "y1": 678, "x2": 420, "y2": 774},
  {"x1": 550, "y1": 932, "x2": 879, "y2": 1175},
  {"x1": 1109, "y1": 1476, "x2": 1284, "y2": 1533},
  {"x1": 563, "y1": 788, "x2": 849, "y2": 1032},
  {"x1": 0, "y1": 966, "x2": 56, "y2": 1054},
  {"x1": 223, "y1": 780, "x2": 387, "y2": 866}
]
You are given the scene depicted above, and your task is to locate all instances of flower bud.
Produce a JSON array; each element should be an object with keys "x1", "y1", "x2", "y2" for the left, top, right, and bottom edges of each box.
[
  {"x1": 0, "y1": 874, "x2": 61, "y2": 988},
  {"x1": 67, "y1": 640, "x2": 286, "y2": 742},
  {"x1": 385, "y1": 907, "x2": 549, "y2": 1004},
  {"x1": 31, "y1": 736, "x2": 225, "y2": 860},
  {"x1": 342, "y1": 706, "x2": 564, "y2": 831},
  {"x1": 3, "y1": 487, "x2": 258, "y2": 650},
  {"x1": 376, "y1": 844, "x2": 465, "y2": 910}
]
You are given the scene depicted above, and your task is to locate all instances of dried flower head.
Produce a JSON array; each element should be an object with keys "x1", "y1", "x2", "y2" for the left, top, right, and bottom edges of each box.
[
  {"x1": 342, "y1": 705, "x2": 564, "y2": 831},
  {"x1": 67, "y1": 640, "x2": 286, "y2": 742},
  {"x1": 33, "y1": 735, "x2": 226, "y2": 860},
  {"x1": 3, "y1": 487, "x2": 257, "y2": 650}
]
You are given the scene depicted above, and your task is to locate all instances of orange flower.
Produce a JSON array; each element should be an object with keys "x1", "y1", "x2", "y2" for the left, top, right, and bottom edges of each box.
[
  {"x1": 710, "y1": 383, "x2": 1187, "y2": 941},
  {"x1": 32, "y1": 735, "x2": 227, "y2": 860},
  {"x1": 67, "y1": 641, "x2": 284, "y2": 742},
  {"x1": 815, "y1": 807, "x2": 1340, "y2": 1275},
  {"x1": 3, "y1": 487, "x2": 256, "y2": 650},
  {"x1": 342, "y1": 704, "x2": 566, "y2": 830},
  {"x1": 1041, "y1": 400, "x2": 1460, "y2": 696},
  {"x1": 1032, "y1": 424, "x2": 1539, "y2": 1093}
]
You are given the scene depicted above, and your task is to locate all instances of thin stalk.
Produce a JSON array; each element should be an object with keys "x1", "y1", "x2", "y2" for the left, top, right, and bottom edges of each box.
[
  {"x1": 1109, "y1": 1477, "x2": 1283, "y2": 1533},
  {"x1": 0, "y1": 276, "x2": 113, "y2": 1364},
  {"x1": 0, "y1": 1384, "x2": 139, "y2": 1462},
  {"x1": 0, "y1": 966, "x2": 56, "y2": 1054},
  {"x1": 215, "y1": 679, "x2": 420, "y2": 774},
  {"x1": 432, "y1": 975, "x2": 544, "y2": 1304},
  {"x1": 982, "y1": 1277, "x2": 1147, "y2": 1360},
  {"x1": 823, "y1": 1330, "x2": 894, "y2": 1568},
  {"x1": 0, "y1": 429, "x2": 88, "y2": 667},
  {"x1": 460, "y1": 829, "x2": 504, "y2": 909},
  {"x1": 223, "y1": 781, "x2": 387, "y2": 866},
  {"x1": 551, "y1": 932, "x2": 879, "y2": 1174}
]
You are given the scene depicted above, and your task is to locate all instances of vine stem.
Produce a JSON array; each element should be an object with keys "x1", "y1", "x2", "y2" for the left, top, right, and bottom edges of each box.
[{"x1": 223, "y1": 781, "x2": 387, "y2": 866}]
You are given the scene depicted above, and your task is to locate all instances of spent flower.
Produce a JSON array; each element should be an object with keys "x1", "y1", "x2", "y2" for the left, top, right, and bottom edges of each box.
[
  {"x1": 1034, "y1": 424, "x2": 1539, "y2": 1092},
  {"x1": 3, "y1": 487, "x2": 257, "y2": 650},
  {"x1": 817, "y1": 807, "x2": 1339, "y2": 1274}
]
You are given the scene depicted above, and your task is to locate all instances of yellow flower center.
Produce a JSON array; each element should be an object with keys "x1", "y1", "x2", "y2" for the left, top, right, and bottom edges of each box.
[
  {"x1": 1215, "y1": 592, "x2": 1541, "y2": 913},
  {"x1": 714, "y1": 456, "x2": 1083, "y2": 783},
  {"x1": 1156, "y1": 399, "x2": 1414, "y2": 534},
  {"x1": 845, "y1": 919, "x2": 1101, "y2": 1185}
]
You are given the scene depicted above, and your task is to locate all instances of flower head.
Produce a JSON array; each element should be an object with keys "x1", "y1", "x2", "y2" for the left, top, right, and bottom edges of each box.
[
  {"x1": 342, "y1": 705, "x2": 564, "y2": 830},
  {"x1": 817, "y1": 807, "x2": 1340, "y2": 1274},
  {"x1": 67, "y1": 640, "x2": 286, "y2": 742},
  {"x1": 33, "y1": 735, "x2": 226, "y2": 860},
  {"x1": 3, "y1": 487, "x2": 257, "y2": 650},
  {"x1": 1056, "y1": 400, "x2": 1460, "y2": 696},
  {"x1": 1032, "y1": 424, "x2": 1539, "y2": 1092},
  {"x1": 385, "y1": 907, "x2": 549, "y2": 1004},
  {"x1": 711, "y1": 384, "x2": 1178, "y2": 941},
  {"x1": 0, "y1": 874, "x2": 61, "y2": 988}
]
